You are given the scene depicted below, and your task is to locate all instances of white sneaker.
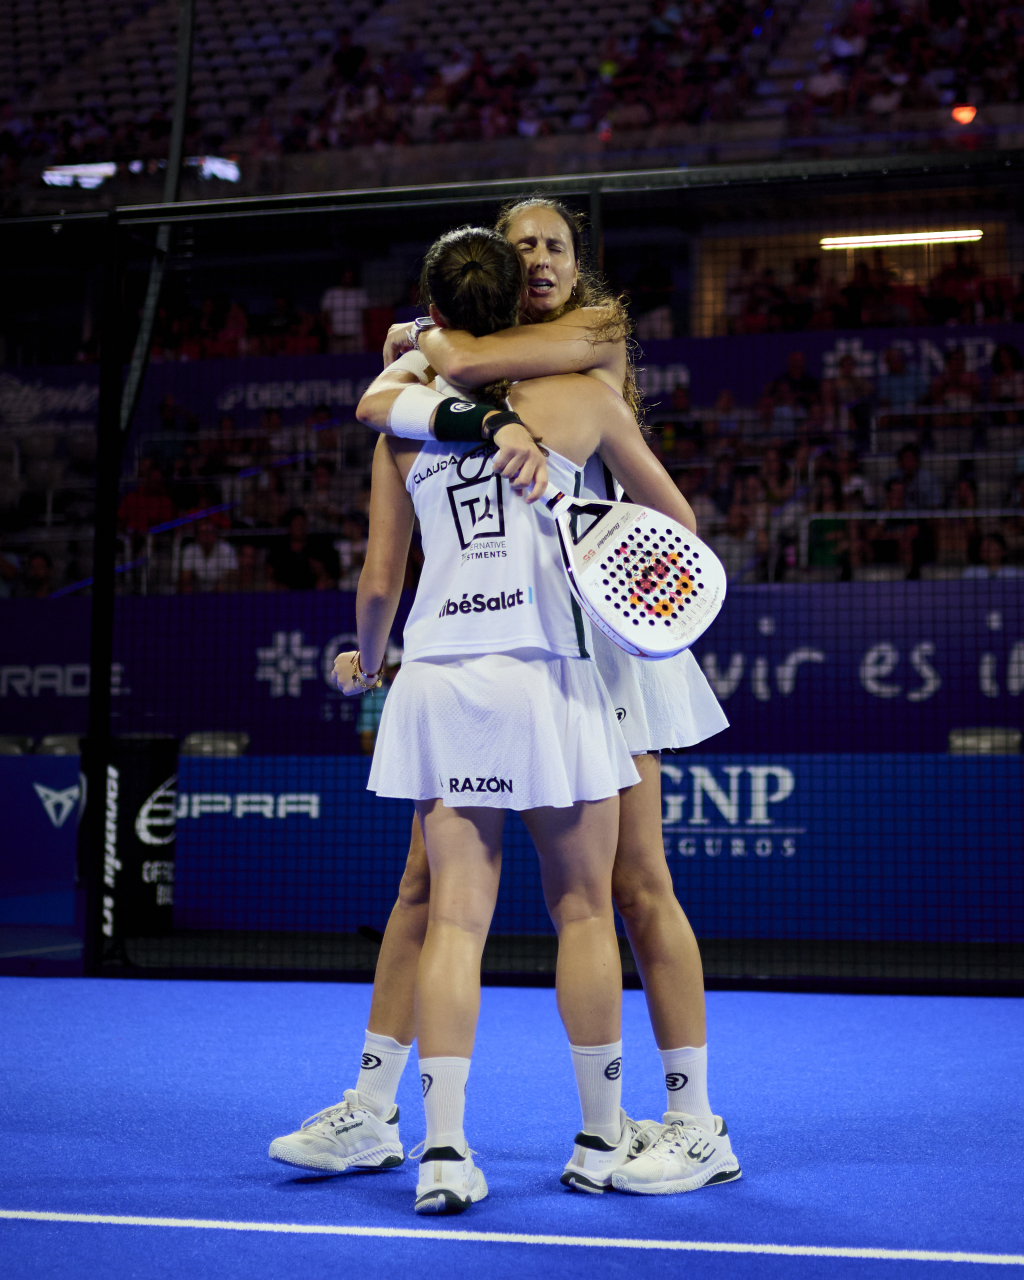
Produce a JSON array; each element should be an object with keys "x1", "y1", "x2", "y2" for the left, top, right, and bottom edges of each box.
[
  {"x1": 611, "y1": 1112, "x2": 741, "y2": 1195},
  {"x1": 268, "y1": 1089, "x2": 404, "y2": 1174},
  {"x1": 414, "y1": 1144, "x2": 488, "y2": 1214},
  {"x1": 560, "y1": 1110, "x2": 661, "y2": 1193}
]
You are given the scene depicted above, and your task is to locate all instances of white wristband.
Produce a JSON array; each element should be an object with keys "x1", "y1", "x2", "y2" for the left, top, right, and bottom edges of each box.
[
  {"x1": 387, "y1": 382, "x2": 447, "y2": 440},
  {"x1": 391, "y1": 350, "x2": 431, "y2": 382}
]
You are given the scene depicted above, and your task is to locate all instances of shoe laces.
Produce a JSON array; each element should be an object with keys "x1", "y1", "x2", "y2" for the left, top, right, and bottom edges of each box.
[
  {"x1": 647, "y1": 1116, "x2": 715, "y2": 1161},
  {"x1": 299, "y1": 1090, "x2": 363, "y2": 1133},
  {"x1": 625, "y1": 1117, "x2": 662, "y2": 1156}
]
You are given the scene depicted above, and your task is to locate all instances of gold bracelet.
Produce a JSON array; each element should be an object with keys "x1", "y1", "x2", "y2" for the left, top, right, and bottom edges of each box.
[{"x1": 350, "y1": 651, "x2": 384, "y2": 690}]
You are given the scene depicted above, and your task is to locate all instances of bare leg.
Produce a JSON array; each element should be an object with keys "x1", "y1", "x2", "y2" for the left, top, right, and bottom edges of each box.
[
  {"x1": 523, "y1": 797, "x2": 621, "y2": 1047},
  {"x1": 613, "y1": 753, "x2": 707, "y2": 1049},
  {"x1": 414, "y1": 801, "x2": 505, "y2": 1058},
  {"x1": 366, "y1": 816, "x2": 431, "y2": 1046}
]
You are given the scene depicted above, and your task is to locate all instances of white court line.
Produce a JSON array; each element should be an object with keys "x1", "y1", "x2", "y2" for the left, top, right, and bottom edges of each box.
[{"x1": 1, "y1": 1210, "x2": 1022, "y2": 1266}]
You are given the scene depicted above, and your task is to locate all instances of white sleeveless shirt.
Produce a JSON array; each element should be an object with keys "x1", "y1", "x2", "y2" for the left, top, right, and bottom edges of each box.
[{"x1": 401, "y1": 438, "x2": 593, "y2": 662}]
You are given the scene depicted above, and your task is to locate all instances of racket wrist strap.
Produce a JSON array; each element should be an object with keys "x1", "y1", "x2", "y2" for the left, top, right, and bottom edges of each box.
[{"x1": 480, "y1": 410, "x2": 525, "y2": 442}]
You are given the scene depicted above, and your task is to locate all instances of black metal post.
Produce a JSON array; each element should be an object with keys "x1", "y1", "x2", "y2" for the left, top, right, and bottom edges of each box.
[
  {"x1": 119, "y1": 0, "x2": 195, "y2": 433},
  {"x1": 81, "y1": 210, "x2": 124, "y2": 974}
]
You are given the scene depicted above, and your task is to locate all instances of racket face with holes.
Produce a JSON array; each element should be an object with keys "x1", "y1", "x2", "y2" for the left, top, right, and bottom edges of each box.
[{"x1": 553, "y1": 498, "x2": 726, "y2": 659}]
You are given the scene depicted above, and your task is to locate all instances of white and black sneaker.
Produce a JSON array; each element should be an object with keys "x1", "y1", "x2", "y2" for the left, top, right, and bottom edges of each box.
[
  {"x1": 269, "y1": 1089, "x2": 404, "y2": 1174},
  {"x1": 413, "y1": 1145, "x2": 488, "y2": 1214},
  {"x1": 611, "y1": 1113, "x2": 741, "y2": 1195},
  {"x1": 560, "y1": 1110, "x2": 661, "y2": 1193}
]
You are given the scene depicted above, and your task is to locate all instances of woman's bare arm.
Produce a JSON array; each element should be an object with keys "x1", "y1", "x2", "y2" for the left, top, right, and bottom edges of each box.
[
  {"x1": 357, "y1": 364, "x2": 549, "y2": 502},
  {"x1": 409, "y1": 307, "x2": 625, "y2": 387},
  {"x1": 353, "y1": 436, "x2": 415, "y2": 675}
]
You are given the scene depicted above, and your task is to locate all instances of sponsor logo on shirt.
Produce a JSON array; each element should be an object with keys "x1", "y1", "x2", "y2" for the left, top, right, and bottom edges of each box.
[
  {"x1": 446, "y1": 446, "x2": 506, "y2": 550},
  {"x1": 438, "y1": 588, "x2": 533, "y2": 617}
]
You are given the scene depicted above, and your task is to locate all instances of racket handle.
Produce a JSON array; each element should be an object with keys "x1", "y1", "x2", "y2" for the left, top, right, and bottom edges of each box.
[{"x1": 538, "y1": 482, "x2": 575, "y2": 519}]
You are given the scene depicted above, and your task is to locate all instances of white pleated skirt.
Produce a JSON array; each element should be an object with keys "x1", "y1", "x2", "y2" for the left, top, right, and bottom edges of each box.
[
  {"x1": 591, "y1": 630, "x2": 730, "y2": 756},
  {"x1": 368, "y1": 648, "x2": 640, "y2": 810}
]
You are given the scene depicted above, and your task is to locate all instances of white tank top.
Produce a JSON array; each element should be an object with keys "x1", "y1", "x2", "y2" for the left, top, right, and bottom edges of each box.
[{"x1": 401, "y1": 438, "x2": 594, "y2": 662}]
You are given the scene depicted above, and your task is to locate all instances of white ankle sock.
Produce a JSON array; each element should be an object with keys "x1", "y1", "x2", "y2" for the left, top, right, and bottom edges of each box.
[
  {"x1": 355, "y1": 1031, "x2": 411, "y2": 1117},
  {"x1": 569, "y1": 1041, "x2": 623, "y2": 1144},
  {"x1": 418, "y1": 1056, "x2": 470, "y2": 1153},
  {"x1": 659, "y1": 1043, "x2": 714, "y2": 1131}
]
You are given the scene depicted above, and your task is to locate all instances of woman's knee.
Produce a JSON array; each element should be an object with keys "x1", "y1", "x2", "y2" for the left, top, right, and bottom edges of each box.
[{"x1": 612, "y1": 852, "x2": 676, "y2": 925}]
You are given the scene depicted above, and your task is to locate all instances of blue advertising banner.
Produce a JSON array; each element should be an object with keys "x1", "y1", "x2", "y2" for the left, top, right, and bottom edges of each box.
[
  {"x1": 4, "y1": 753, "x2": 1020, "y2": 942},
  {"x1": 174, "y1": 754, "x2": 1023, "y2": 944},
  {"x1": 0, "y1": 755, "x2": 80, "y2": 924},
  {"x1": 1, "y1": 583, "x2": 1020, "y2": 752},
  {"x1": 6, "y1": 322, "x2": 1021, "y2": 443}
]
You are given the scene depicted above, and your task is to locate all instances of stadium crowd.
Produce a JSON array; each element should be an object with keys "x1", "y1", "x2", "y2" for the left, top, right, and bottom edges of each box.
[
  {"x1": 788, "y1": 0, "x2": 1024, "y2": 129},
  {"x1": 725, "y1": 245, "x2": 1021, "y2": 336},
  {"x1": 4, "y1": 347, "x2": 1023, "y2": 598}
]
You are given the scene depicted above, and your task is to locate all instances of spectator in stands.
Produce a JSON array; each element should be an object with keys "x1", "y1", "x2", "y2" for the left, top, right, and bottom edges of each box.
[
  {"x1": 737, "y1": 472, "x2": 770, "y2": 536},
  {"x1": 706, "y1": 455, "x2": 737, "y2": 518},
  {"x1": 0, "y1": 536, "x2": 20, "y2": 599},
  {"x1": 332, "y1": 29, "x2": 368, "y2": 87},
  {"x1": 835, "y1": 447, "x2": 874, "y2": 509},
  {"x1": 306, "y1": 462, "x2": 344, "y2": 532},
  {"x1": 268, "y1": 507, "x2": 318, "y2": 590},
  {"x1": 876, "y1": 346, "x2": 927, "y2": 413},
  {"x1": 704, "y1": 388, "x2": 741, "y2": 453},
  {"x1": 178, "y1": 519, "x2": 238, "y2": 594},
  {"x1": 866, "y1": 479, "x2": 918, "y2": 575},
  {"x1": 989, "y1": 343, "x2": 1024, "y2": 424},
  {"x1": 336, "y1": 512, "x2": 369, "y2": 589},
  {"x1": 963, "y1": 532, "x2": 1023, "y2": 580},
  {"x1": 771, "y1": 350, "x2": 821, "y2": 414},
  {"x1": 262, "y1": 295, "x2": 299, "y2": 356},
  {"x1": 823, "y1": 352, "x2": 873, "y2": 443},
  {"x1": 710, "y1": 503, "x2": 766, "y2": 583},
  {"x1": 321, "y1": 269, "x2": 368, "y2": 353},
  {"x1": 18, "y1": 550, "x2": 53, "y2": 598},
  {"x1": 936, "y1": 476, "x2": 977, "y2": 568},
  {"x1": 673, "y1": 467, "x2": 717, "y2": 535},
  {"x1": 118, "y1": 466, "x2": 175, "y2": 537},
  {"x1": 309, "y1": 542, "x2": 341, "y2": 591},
  {"x1": 807, "y1": 58, "x2": 847, "y2": 114},
  {"x1": 807, "y1": 472, "x2": 850, "y2": 576},
  {"x1": 234, "y1": 541, "x2": 267, "y2": 593},
  {"x1": 890, "y1": 443, "x2": 942, "y2": 510},
  {"x1": 929, "y1": 346, "x2": 980, "y2": 412},
  {"x1": 358, "y1": 653, "x2": 401, "y2": 755},
  {"x1": 759, "y1": 446, "x2": 795, "y2": 508}
]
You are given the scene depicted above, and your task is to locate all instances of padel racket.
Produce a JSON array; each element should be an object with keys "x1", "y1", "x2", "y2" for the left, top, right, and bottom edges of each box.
[{"x1": 537, "y1": 483, "x2": 726, "y2": 659}]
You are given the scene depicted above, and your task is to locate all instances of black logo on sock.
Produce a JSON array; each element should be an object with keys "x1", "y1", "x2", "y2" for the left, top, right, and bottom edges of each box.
[
  {"x1": 615, "y1": 707, "x2": 627, "y2": 722},
  {"x1": 665, "y1": 1072, "x2": 689, "y2": 1091},
  {"x1": 604, "y1": 1057, "x2": 621, "y2": 1080},
  {"x1": 361, "y1": 1053, "x2": 382, "y2": 1070},
  {"x1": 421, "y1": 1073, "x2": 433, "y2": 1097}
]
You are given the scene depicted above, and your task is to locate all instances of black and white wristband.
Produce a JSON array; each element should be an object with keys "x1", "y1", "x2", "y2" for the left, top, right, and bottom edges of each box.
[{"x1": 434, "y1": 399, "x2": 524, "y2": 443}]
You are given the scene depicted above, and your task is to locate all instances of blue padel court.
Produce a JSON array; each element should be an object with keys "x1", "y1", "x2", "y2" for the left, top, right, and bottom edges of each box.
[{"x1": 1, "y1": 977, "x2": 1021, "y2": 1280}]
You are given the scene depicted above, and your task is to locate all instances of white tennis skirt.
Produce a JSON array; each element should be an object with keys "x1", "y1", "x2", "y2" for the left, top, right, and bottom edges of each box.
[
  {"x1": 368, "y1": 648, "x2": 640, "y2": 810},
  {"x1": 591, "y1": 630, "x2": 730, "y2": 756}
]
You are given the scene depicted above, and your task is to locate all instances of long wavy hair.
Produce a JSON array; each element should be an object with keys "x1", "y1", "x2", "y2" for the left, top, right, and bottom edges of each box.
[{"x1": 495, "y1": 196, "x2": 643, "y2": 423}]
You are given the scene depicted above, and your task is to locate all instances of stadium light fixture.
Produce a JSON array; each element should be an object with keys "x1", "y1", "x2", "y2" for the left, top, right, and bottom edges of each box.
[
  {"x1": 820, "y1": 230, "x2": 983, "y2": 250},
  {"x1": 42, "y1": 162, "x2": 116, "y2": 189}
]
